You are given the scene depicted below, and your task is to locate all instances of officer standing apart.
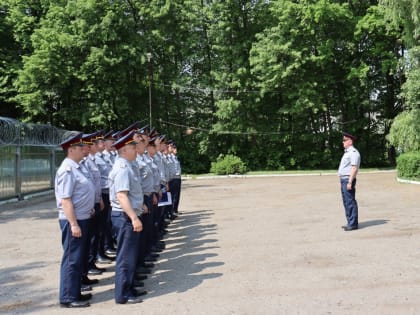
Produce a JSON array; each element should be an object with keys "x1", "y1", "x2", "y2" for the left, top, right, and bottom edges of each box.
[
  {"x1": 55, "y1": 133, "x2": 95, "y2": 308},
  {"x1": 338, "y1": 132, "x2": 361, "y2": 231},
  {"x1": 108, "y1": 130, "x2": 145, "y2": 304}
]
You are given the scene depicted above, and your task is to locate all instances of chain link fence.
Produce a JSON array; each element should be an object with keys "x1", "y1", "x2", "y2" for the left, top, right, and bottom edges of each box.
[{"x1": 0, "y1": 116, "x2": 77, "y2": 201}]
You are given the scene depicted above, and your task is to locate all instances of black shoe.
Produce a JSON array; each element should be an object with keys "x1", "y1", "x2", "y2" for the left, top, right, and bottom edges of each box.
[
  {"x1": 105, "y1": 249, "x2": 117, "y2": 258},
  {"x1": 133, "y1": 289, "x2": 148, "y2": 297},
  {"x1": 81, "y1": 276, "x2": 98, "y2": 285},
  {"x1": 344, "y1": 225, "x2": 358, "y2": 231},
  {"x1": 141, "y1": 262, "x2": 154, "y2": 268},
  {"x1": 144, "y1": 256, "x2": 158, "y2": 262},
  {"x1": 135, "y1": 274, "x2": 148, "y2": 281},
  {"x1": 96, "y1": 256, "x2": 113, "y2": 264},
  {"x1": 119, "y1": 296, "x2": 143, "y2": 304},
  {"x1": 136, "y1": 266, "x2": 152, "y2": 274},
  {"x1": 81, "y1": 285, "x2": 92, "y2": 292},
  {"x1": 79, "y1": 293, "x2": 92, "y2": 301},
  {"x1": 133, "y1": 280, "x2": 144, "y2": 287},
  {"x1": 88, "y1": 269, "x2": 102, "y2": 275},
  {"x1": 60, "y1": 300, "x2": 90, "y2": 308},
  {"x1": 152, "y1": 243, "x2": 165, "y2": 250}
]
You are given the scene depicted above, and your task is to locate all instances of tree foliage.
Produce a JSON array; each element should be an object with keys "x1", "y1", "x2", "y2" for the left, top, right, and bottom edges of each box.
[
  {"x1": 380, "y1": 0, "x2": 420, "y2": 154},
  {"x1": 0, "y1": 0, "x2": 415, "y2": 172}
]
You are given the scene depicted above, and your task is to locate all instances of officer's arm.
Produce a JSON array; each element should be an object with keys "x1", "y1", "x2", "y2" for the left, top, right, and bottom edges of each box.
[
  {"x1": 348, "y1": 165, "x2": 358, "y2": 184},
  {"x1": 61, "y1": 198, "x2": 82, "y2": 238},
  {"x1": 347, "y1": 166, "x2": 359, "y2": 190},
  {"x1": 116, "y1": 191, "x2": 143, "y2": 232}
]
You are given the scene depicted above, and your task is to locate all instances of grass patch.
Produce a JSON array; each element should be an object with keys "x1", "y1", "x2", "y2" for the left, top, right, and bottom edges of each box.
[{"x1": 184, "y1": 168, "x2": 396, "y2": 178}]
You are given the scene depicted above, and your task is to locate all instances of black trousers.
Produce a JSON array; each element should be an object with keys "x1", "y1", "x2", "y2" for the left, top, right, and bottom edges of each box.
[{"x1": 169, "y1": 178, "x2": 181, "y2": 214}]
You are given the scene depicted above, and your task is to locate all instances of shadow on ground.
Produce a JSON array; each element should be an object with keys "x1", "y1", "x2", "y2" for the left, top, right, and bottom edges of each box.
[
  {"x1": 0, "y1": 194, "x2": 56, "y2": 223},
  {"x1": 146, "y1": 209, "x2": 223, "y2": 297},
  {"x1": 0, "y1": 261, "x2": 56, "y2": 314},
  {"x1": 359, "y1": 219, "x2": 389, "y2": 229}
]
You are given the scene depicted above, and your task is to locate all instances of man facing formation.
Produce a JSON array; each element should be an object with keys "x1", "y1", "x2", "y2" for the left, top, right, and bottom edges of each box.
[{"x1": 338, "y1": 132, "x2": 361, "y2": 231}]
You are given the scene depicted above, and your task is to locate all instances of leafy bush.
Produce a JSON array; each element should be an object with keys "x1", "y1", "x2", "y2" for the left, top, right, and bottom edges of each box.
[
  {"x1": 396, "y1": 151, "x2": 420, "y2": 180},
  {"x1": 210, "y1": 154, "x2": 247, "y2": 175}
]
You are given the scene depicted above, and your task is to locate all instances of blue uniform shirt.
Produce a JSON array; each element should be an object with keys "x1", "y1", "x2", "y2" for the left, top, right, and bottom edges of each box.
[
  {"x1": 338, "y1": 146, "x2": 361, "y2": 176},
  {"x1": 108, "y1": 156, "x2": 144, "y2": 215},
  {"x1": 136, "y1": 154, "x2": 154, "y2": 194},
  {"x1": 95, "y1": 151, "x2": 113, "y2": 190},
  {"x1": 55, "y1": 157, "x2": 95, "y2": 220},
  {"x1": 85, "y1": 154, "x2": 102, "y2": 203}
]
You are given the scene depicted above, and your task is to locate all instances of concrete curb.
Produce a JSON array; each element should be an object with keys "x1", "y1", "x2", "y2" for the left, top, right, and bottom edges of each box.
[
  {"x1": 397, "y1": 177, "x2": 420, "y2": 185},
  {"x1": 183, "y1": 169, "x2": 396, "y2": 180}
]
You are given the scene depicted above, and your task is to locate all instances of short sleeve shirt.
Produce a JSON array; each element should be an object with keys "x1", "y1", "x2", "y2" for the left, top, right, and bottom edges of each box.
[
  {"x1": 95, "y1": 151, "x2": 113, "y2": 190},
  {"x1": 55, "y1": 157, "x2": 95, "y2": 220},
  {"x1": 136, "y1": 154, "x2": 154, "y2": 194},
  {"x1": 338, "y1": 146, "x2": 361, "y2": 176},
  {"x1": 108, "y1": 157, "x2": 143, "y2": 215}
]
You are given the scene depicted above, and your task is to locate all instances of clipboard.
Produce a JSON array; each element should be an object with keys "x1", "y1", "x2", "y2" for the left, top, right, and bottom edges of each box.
[{"x1": 158, "y1": 192, "x2": 172, "y2": 206}]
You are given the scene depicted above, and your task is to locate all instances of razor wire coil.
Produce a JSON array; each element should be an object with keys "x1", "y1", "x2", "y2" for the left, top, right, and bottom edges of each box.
[{"x1": 0, "y1": 116, "x2": 76, "y2": 147}]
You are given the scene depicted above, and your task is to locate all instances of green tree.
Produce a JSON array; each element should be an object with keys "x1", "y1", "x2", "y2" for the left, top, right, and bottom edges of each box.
[
  {"x1": 381, "y1": 0, "x2": 420, "y2": 152},
  {"x1": 12, "y1": 0, "x2": 152, "y2": 129},
  {"x1": 251, "y1": 0, "x2": 357, "y2": 168},
  {"x1": 250, "y1": 0, "x2": 403, "y2": 168}
]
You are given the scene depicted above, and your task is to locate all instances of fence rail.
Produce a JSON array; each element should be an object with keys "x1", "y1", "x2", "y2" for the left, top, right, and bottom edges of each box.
[{"x1": 0, "y1": 117, "x2": 75, "y2": 201}]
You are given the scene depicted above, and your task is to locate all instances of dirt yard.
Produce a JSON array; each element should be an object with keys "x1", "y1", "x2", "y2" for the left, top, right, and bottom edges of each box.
[{"x1": 1, "y1": 171, "x2": 420, "y2": 315}]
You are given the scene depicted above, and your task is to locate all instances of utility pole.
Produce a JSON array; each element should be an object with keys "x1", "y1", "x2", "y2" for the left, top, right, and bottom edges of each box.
[{"x1": 147, "y1": 52, "x2": 153, "y2": 127}]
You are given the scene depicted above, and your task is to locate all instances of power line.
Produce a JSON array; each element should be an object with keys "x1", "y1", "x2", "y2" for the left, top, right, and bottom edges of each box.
[
  {"x1": 159, "y1": 118, "x2": 355, "y2": 136},
  {"x1": 155, "y1": 82, "x2": 262, "y2": 95},
  {"x1": 159, "y1": 119, "x2": 286, "y2": 136}
]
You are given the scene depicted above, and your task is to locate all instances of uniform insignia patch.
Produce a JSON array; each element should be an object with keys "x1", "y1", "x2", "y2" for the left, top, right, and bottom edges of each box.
[{"x1": 65, "y1": 165, "x2": 71, "y2": 172}]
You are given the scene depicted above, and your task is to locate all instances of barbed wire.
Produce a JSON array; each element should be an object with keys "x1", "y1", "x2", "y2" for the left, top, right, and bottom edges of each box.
[{"x1": 0, "y1": 116, "x2": 76, "y2": 147}]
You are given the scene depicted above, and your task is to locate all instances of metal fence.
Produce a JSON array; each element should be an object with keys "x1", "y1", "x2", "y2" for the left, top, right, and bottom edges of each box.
[{"x1": 0, "y1": 117, "x2": 76, "y2": 201}]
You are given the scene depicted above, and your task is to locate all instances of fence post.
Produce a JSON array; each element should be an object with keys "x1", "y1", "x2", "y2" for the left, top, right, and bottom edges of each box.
[
  {"x1": 50, "y1": 148, "x2": 56, "y2": 188},
  {"x1": 15, "y1": 145, "x2": 23, "y2": 200}
]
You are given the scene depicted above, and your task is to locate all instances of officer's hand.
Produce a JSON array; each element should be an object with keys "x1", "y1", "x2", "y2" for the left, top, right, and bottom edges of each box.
[
  {"x1": 346, "y1": 182, "x2": 352, "y2": 191},
  {"x1": 132, "y1": 217, "x2": 143, "y2": 232},
  {"x1": 71, "y1": 225, "x2": 82, "y2": 238},
  {"x1": 143, "y1": 204, "x2": 149, "y2": 214}
]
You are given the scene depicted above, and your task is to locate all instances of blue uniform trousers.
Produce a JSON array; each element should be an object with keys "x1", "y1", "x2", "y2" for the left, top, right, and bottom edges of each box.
[
  {"x1": 340, "y1": 178, "x2": 358, "y2": 227},
  {"x1": 169, "y1": 178, "x2": 181, "y2": 214},
  {"x1": 87, "y1": 203, "x2": 101, "y2": 269},
  {"x1": 137, "y1": 195, "x2": 153, "y2": 264},
  {"x1": 111, "y1": 211, "x2": 141, "y2": 303},
  {"x1": 59, "y1": 219, "x2": 90, "y2": 303},
  {"x1": 99, "y1": 192, "x2": 115, "y2": 253},
  {"x1": 152, "y1": 193, "x2": 162, "y2": 244}
]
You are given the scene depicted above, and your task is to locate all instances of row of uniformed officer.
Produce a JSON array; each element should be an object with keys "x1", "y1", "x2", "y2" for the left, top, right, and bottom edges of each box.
[{"x1": 55, "y1": 123, "x2": 182, "y2": 307}]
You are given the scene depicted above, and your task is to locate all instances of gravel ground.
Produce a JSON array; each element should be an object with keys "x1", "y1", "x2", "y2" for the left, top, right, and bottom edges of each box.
[{"x1": 1, "y1": 171, "x2": 420, "y2": 315}]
